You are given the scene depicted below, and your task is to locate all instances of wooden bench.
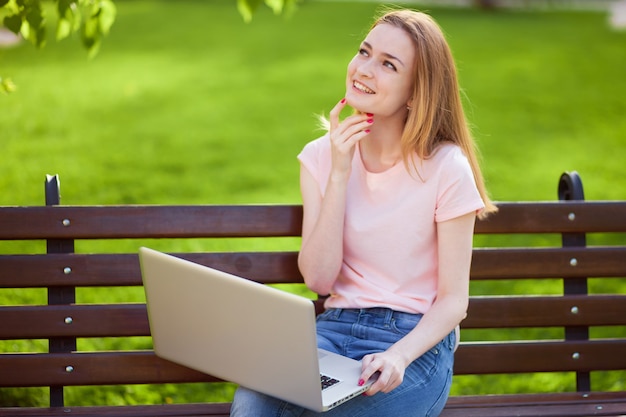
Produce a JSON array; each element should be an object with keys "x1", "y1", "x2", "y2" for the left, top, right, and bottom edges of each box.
[{"x1": 1, "y1": 172, "x2": 625, "y2": 416}]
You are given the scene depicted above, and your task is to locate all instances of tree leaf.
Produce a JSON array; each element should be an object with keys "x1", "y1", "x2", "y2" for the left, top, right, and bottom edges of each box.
[
  {"x1": 25, "y1": 3, "x2": 44, "y2": 30},
  {"x1": 97, "y1": 0, "x2": 116, "y2": 35},
  {"x1": 0, "y1": 76, "x2": 17, "y2": 94},
  {"x1": 3, "y1": 14, "x2": 23, "y2": 35},
  {"x1": 237, "y1": 0, "x2": 263, "y2": 23},
  {"x1": 57, "y1": 0, "x2": 74, "y2": 17},
  {"x1": 0, "y1": 0, "x2": 11, "y2": 8},
  {"x1": 56, "y1": 17, "x2": 72, "y2": 40},
  {"x1": 265, "y1": 0, "x2": 283, "y2": 15}
]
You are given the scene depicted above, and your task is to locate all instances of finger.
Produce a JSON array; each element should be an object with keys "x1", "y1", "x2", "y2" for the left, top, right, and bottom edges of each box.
[
  {"x1": 358, "y1": 355, "x2": 380, "y2": 388},
  {"x1": 331, "y1": 116, "x2": 372, "y2": 147},
  {"x1": 341, "y1": 117, "x2": 373, "y2": 139},
  {"x1": 329, "y1": 98, "x2": 347, "y2": 131},
  {"x1": 366, "y1": 369, "x2": 390, "y2": 395}
]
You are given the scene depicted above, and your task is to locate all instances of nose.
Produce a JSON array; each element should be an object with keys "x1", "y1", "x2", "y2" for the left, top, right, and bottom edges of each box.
[{"x1": 355, "y1": 59, "x2": 374, "y2": 78}]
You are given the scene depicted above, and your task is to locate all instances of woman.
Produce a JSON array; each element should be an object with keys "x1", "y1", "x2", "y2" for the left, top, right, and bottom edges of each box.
[{"x1": 231, "y1": 8, "x2": 497, "y2": 417}]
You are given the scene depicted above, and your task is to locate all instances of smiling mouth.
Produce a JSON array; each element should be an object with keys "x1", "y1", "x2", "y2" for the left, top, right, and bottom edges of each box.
[{"x1": 353, "y1": 80, "x2": 375, "y2": 94}]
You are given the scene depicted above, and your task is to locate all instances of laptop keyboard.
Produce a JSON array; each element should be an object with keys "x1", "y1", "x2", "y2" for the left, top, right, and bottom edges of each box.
[{"x1": 320, "y1": 374, "x2": 341, "y2": 390}]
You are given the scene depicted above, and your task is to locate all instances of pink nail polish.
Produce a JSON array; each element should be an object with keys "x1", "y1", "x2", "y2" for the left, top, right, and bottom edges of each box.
[
  {"x1": 366, "y1": 113, "x2": 374, "y2": 117},
  {"x1": 340, "y1": 98, "x2": 346, "y2": 104},
  {"x1": 358, "y1": 379, "x2": 365, "y2": 386},
  {"x1": 364, "y1": 129, "x2": 371, "y2": 134},
  {"x1": 367, "y1": 119, "x2": 373, "y2": 124}
]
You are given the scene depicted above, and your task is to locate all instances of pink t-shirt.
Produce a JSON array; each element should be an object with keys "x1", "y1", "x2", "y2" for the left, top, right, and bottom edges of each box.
[{"x1": 297, "y1": 135, "x2": 485, "y2": 314}]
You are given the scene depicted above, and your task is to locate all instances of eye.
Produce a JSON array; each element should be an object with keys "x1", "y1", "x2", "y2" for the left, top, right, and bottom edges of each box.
[
  {"x1": 358, "y1": 48, "x2": 369, "y2": 57},
  {"x1": 383, "y1": 60, "x2": 397, "y2": 71}
]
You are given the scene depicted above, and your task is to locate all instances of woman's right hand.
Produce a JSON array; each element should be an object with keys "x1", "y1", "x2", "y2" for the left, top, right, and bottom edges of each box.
[{"x1": 328, "y1": 98, "x2": 373, "y2": 181}]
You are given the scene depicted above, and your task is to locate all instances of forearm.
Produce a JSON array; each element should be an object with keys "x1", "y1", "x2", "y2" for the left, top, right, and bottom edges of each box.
[
  {"x1": 298, "y1": 175, "x2": 349, "y2": 295},
  {"x1": 387, "y1": 294, "x2": 467, "y2": 367}
]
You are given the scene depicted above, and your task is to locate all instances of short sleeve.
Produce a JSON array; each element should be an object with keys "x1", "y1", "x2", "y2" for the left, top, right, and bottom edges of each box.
[
  {"x1": 297, "y1": 134, "x2": 331, "y2": 194},
  {"x1": 434, "y1": 146, "x2": 485, "y2": 222}
]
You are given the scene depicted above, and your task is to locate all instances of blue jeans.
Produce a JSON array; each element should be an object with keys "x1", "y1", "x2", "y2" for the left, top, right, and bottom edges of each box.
[{"x1": 230, "y1": 308, "x2": 455, "y2": 417}]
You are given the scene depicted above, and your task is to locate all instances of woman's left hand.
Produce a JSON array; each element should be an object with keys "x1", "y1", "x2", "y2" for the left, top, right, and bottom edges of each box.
[{"x1": 359, "y1": 350, "x2": 408, "y2": 395}]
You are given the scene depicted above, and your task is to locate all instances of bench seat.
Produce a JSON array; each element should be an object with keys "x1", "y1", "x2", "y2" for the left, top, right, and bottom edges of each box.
[{"x1": 3, "y1": 392, "x2": 626, "y2": 417}]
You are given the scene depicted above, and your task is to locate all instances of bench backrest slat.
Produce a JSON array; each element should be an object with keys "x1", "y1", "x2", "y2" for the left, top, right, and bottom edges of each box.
[
  {"x1": 471, "y1": 247, "x2": 626, "y2": 279},
  {"x1": 1, "y1": 246, "x2": 623, "y2": 289},
  {"x1": 464, "y1": 295, "x2": 626, "y2": 328},
  {"x1": 2, "y1": 339, "x2": 625, "y2": 387},
  {"x1": 475, "y1": 201, "x2": 626, "y2": 233},
  {"x1": 1, "y1": 201, "x2": 625, "y2": 241},
  {"x1": 0, "y1": 205, "x2": 304, "y2": 240},
  {"x1": 2, "y1": 294, "x2": 625, "y2": 340},
  {"x1": 0, "y1": 352, "x2": 216, "y2": 387},
  {"x1": 454, "y1": 339, "x2": 626, "y2": 375},
  {"x1": 0, "y1": 252, "x2": 302, "y2": 288},
  {"x1": 0, "y1": 298, "x2": 325, "y2": 340},
  {"x1": 0, "y1": 304, "x2": 150, "y2": 339}
]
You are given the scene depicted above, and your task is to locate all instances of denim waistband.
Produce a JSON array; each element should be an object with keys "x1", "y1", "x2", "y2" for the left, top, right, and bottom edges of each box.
[{"x1": 322, "y1": 307, "x2": 423, "y2": 324}]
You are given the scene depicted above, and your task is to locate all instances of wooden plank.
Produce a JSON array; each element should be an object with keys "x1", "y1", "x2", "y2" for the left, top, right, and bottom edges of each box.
[
  {"x1": 441, "y1": 400, "x2": 626, "y2": 417},
  {"x1": 453, "y1": 339, "x2": 626, "y2": 375},
  {"x1": 0, "y1": 205, "x2": 303, "y2": 240},
  {"x1": 1, "y1": 340, "x2": 625, "y2": 387},
  {"x1": 1, "y1": 202, "x2": 625, "y2": 241},
  {"x1": 2, "y1": 246, "x2": 623, "y2": 288},
  {"x1": 443, "y1": 392, "x2": 626, "y2": 416},
  {"x1": 0, "y1": 252, "x2": 302, "y2": 288},
  {"x1": 471, "y1": 247, "x2": 626, "y2": 279},
  {"x1": 444, "y1": 391, "x2": 626, "y2": 407},
  {"x1": 475, "y1": 201, "x2": 626, "y2": 234},
  {"x1": 0, "y1": 304, "x2": 150, "y2": 339},
  {"x1": 463, "y1": 295, "x2": 626, "y2": 328},
  {"x1": 442, "y1": 392, "x2": 626, "y2": 417},
  {"x1": 1, "y1": 294, "x2": 622, "y2": 340},
  {"x1": 0, "y1": 299, "x2": 325, "y2": 339},
  {"x1": 2, "y1": 394, "x2": 626, "y2": 416},
  {"x1": 1, "y1": 394, "x2": 625, "y2": 417},
  {"x1": 0, "y1": 352, "x2": 219, "y2": 387},
  {"x1": 0, "y1": 403, "x2": 232, "y2": 416}
]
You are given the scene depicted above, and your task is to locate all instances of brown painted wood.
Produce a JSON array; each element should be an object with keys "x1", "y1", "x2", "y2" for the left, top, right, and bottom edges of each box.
[
  {"x1": 475, "y1": 201, "x2": 626, "y2": 234},
  {"x1": 0, "y1": 352, "x2": 219, "y2": 387},
  {"x1": 2, "y1": 340, "x2": 625, "y2": 387},
  {"x1": 0, "y1": 252, "x2": 302, "y2": 288},
  {"x1": 1, "y1": 202, "x2": 625, "y2": 241},
  {"x1": 2, "y1": 294, "x2": 624, "y2": 340},
  {"x1": 470, "y1": 247, "x2": 626, "y2": 279},
  {"x1": 0, "y1": 205, "x2": 303, "y2": 240},
  {"x1": 453, "y1": 340, "x2": 626, "y2": 375},
  {"x1": 1, "y1": 199, "x2": 625, "y2": 416},
  {"x1": 2, "y1": 246, "x2": 624, "y2": 288},
  {"x1": 463, "y1": 295, "x2": 626, "y2": 328}
]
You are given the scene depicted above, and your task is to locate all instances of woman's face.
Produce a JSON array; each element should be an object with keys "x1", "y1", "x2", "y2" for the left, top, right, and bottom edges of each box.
[{"x1": 345, "y1": 23, "x2": 416, "y2": 117}]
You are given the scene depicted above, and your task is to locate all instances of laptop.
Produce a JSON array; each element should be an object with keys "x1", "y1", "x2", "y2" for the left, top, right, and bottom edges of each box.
[{"x1": 139, "y1": 247, "x2": 373, "y2": 412}]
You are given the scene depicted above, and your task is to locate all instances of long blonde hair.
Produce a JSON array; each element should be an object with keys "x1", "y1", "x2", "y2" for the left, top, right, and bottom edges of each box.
[{"x1": 374, "y1": 10, "x2": 497, "y2": 217}]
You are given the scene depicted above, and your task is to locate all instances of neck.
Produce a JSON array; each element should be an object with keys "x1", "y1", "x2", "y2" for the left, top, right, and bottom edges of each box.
[{"x1": 359, "y1": 117, "x2": 405, "y2": 172}]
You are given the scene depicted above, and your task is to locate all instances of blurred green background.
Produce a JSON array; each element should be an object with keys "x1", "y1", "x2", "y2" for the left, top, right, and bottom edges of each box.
[
  {"x1": 1, "y1": 0, "x2": 625, "y2": 407},
  {"x1": 1, "y1": 0, "x2": 625, "y2": 206}
]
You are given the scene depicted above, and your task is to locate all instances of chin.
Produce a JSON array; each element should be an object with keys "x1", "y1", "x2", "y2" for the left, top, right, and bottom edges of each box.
[{"x1": 345, "y1": 96, "x2": 372, "y2": 114}]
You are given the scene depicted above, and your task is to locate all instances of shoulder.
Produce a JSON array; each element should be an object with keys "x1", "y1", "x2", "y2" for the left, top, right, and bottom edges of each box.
[
  {"x1": 431, "y1": 143, "x2": 468, "y2": 165},
  {"x1": 297, "y1": 134, "x2": 332, "y2": 187},
  {"x1": 418, "y1": 143, "x2": 471, "y2": 181}
]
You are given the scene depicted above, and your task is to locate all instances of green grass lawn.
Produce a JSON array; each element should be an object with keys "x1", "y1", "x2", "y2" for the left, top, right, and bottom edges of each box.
[{"x1": 1, "y1": 0, "x2": 625, "y2": 407}]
